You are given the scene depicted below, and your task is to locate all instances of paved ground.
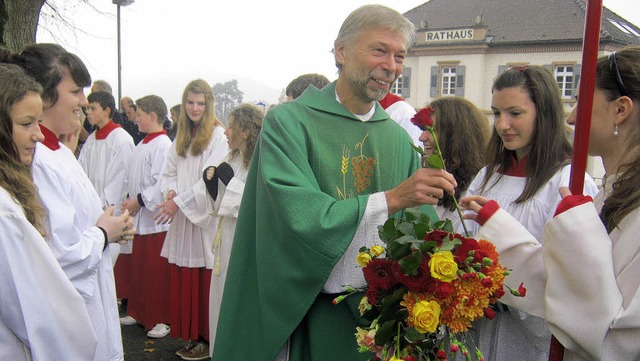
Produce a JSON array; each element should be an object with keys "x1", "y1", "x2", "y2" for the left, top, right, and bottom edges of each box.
[
  {"x1": 121, "y1": 322, "x2": 188, "y2": 360},
  {"x1": 120, "y1": 301, "x2": 191, "y2": 361}
]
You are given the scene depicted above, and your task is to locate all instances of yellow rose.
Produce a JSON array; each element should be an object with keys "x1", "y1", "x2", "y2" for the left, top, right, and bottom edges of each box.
[
  {"x1": 412, "y1": 300, "x2": 441, "y2": 333},
  {"x1": 370, "y1": 245, "x2": 385, "y2": 257},
  {"x1": 429, "y1": 251, "x2": 458, "y2": 282},
  {"x1": 388, "y1": 356, "x2": 403, "y2": 361},
  {"x1": 356, "y1": 252, "x2": 372, "y2": 267}
]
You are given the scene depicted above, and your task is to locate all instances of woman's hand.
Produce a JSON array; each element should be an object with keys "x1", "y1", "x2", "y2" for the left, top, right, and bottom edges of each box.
[
  {"x1": 96, "y1": 206, "x2": 135, "y2": 243},
  {"x1": 459, "y1": 195, "x2": 492, "y2": 222},
  {"x1": 154, "y1": 198, "x2": 178, "y2": 225}
]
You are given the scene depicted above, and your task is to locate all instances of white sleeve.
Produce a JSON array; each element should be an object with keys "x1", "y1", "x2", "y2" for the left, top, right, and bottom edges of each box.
[
  {"x1": 161, "y1": 142, "x2": 179, "y2": 197},
  {"x1": 476, "y1": 208, "x2": 547, "y2": 318},
  {"x1": 174, "y1": 130, "x2": 229, "y2": 228},
  {"x1": 32, "y1": 161, "x2": 104, "y2": 299},
  {"x1": 217, "y1": 177, "x2": 246, "y2": 218},
  {"x1": 141, "y1": 142, "x2": 170, "y2": 211},
  {"x1": 323, "y1": 191, "x2": 388, "y2": 293},
  {"x1": 0, "y1": 209, "x2": 97, "y2": 361}
]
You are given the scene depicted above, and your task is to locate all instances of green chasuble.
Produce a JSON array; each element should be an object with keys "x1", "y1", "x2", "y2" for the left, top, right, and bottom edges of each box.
[{"x1": 212, "y1": 82, "x2": 437, "y2": 361}]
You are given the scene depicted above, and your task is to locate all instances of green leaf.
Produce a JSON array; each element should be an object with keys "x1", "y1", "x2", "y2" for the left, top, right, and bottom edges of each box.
[
  {"x1": 388, "y1": 240, "x2": 411, "y2": 260},
  {"x1": 411, "y1": 143, "x2": 426, "y2": 156},
  {"x1": 374, "y1": 320, "x2": 396, "y2": 346},
  {"x1": 404, "y1": 327, "x2": 427, "y2": 342},
  {"x1": 414, "y1": 222, "x2": 430, "y2": 239},
  {"x1": 358, "y1": 246, "x2": 368, "y2": 253},
  {"x1": 378, "y1": 219, "x2": 397, "y2": 242},
  {"x1": 439, "y1": 238, "x2": 462, "y2": 252},
  {"x1": 419, "y1": 241, "x2": 437, "y2": 253},
  {"x1": 397, "y1": 222, "x2": 416, "y2": 237},
  {"x1": 399, "y1": 251, "x2": 423, "y2": 276},
  {"x1": 427, "y1": 154, "x2": 445, "y2": 169}
]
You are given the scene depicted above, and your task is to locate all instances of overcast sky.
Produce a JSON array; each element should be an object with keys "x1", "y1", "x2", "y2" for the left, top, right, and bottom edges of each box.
[{"x1": 36, "y1": 0, "x2": 640, "y2": 109}]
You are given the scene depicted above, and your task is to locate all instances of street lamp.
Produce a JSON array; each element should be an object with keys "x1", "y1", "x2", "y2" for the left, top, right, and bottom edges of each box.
[{"x1": 112, "y1": 0, "x2": 135, "y2": 107}]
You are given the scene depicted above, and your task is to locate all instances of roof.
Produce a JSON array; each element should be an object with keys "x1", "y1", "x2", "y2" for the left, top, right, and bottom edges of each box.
[{"x1": 403, "y1": 0, "x2": 640, "y2": 47}]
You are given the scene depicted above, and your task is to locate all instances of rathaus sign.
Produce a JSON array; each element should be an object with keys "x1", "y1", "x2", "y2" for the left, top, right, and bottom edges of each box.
[{"x1": 425, "y1": 29, "x2": 474, "y2": 41}]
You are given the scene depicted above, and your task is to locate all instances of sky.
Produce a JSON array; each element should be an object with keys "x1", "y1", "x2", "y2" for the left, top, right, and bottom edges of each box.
[{"x1": 36, "y1": 0, "x2": 640, "y2": 109}]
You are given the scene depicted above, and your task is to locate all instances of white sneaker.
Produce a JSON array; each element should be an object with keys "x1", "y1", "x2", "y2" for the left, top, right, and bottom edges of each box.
[
  {"x1": 119, "y1": 315, "x2": 137, "y2": 326},
  {"x1": 147, "y1": 323, "x2": 170, "y2": 338}
]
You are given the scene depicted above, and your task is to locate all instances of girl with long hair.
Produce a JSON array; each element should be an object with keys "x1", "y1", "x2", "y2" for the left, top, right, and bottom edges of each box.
[
  {"x1": 0, "y1": 63, "x2": 97, "y2": 360},
  {"x1": 3, "y1": 43, "x2": 134, "y2": 361},
  {"x1": 462, "y1": 66, "x2": 598, "y2": 361},
  {"x1": 155, "y1": 79, "x2": 229, "y2": 360}
]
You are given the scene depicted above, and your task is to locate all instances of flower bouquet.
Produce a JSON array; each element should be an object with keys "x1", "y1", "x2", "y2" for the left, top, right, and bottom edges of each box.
[
  {"x1": 334, "y1": 107, "x2": 525, "y2": 361},
  {"x1": 345, "y1": 208, "x2": 524, "y2": 361}
]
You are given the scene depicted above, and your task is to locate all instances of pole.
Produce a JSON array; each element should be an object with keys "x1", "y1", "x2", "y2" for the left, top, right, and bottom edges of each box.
[
  {"x1": 117, "y1": 3, "x2": 122, "y2": 107},
  {"x1": 549, "y1": 1, "x2": 603, "y2": 360},
  {"x1": 567, "y1": 0, "x2": 603, "y2": 195}
]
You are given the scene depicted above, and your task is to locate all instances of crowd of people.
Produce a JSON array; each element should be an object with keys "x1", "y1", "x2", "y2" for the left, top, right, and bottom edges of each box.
[{"x1": 0, "y1": 4, "x2": 639, "y2": 361}]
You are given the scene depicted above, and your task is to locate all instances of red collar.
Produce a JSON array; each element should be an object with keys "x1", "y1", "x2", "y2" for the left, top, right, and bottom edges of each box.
[
  {"x1": 379, "y1": 93, "x2": 403, "y2": 109},
  {"x1": 498, "y1": 154, "x2": 528, "y2": 177},
  {"x1": 40, "y1": 125, "x2": 61, "y2": 151},
  {"x1": 142, "y1": 130, "x2": 167, "y2": 144},
  {"x1": 95, "y1": 120, "x2": 121, "y2": 140}
]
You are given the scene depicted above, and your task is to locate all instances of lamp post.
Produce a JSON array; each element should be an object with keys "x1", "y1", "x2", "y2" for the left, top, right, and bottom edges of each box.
[{"x1": 112, "y1": 0, "x2": 135, "y2": 107}]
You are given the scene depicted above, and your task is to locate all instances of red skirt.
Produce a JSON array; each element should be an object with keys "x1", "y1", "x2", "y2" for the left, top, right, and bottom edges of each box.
[
  {"x1": 127, "y1": 232, "x2": 171, "y2": 330},
  {"x1": 169, "y1": 264, "x2": 211, "y2": 341},
  {"x1": 113, "y1": 253, "x2": 132, "y2": 299}
]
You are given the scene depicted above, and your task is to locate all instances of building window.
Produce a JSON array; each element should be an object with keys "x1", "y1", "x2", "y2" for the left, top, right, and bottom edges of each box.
[
  {"x1": 390, "y1": 75, "x2": 404, "y2": 96},
  {"x1": 555, "y1": 65, "x2": 574, "y2": 99},
  {"x1": 441, "y1": 67, "x2": 457, "y2": 96}
]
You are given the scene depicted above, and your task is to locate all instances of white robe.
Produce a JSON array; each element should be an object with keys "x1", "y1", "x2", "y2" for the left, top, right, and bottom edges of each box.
[
  {"x1": 477, "y1": 174, "x2": 640, "y2": 361},
  {"x1": 461, "y1": 164, "x2": 599, "y2": 361},
  {"x1": 0, "y1": 188, "x2": 97, "y2": 361},
  {"x1": 160, "y1": 126, "x2": 229, "y2": 268},
  {"x1": 32, "y1": 140, "x2": 123, "y2": 361},
  {"x1": 384, "y1": 99, "x2": 422, "y2": 148},
  {"x1": 208, "y1": 153, "x2": 247, "y2": 356},
  {"x1": 79, "y1": 125, "x2": 135, "y2": 253},
  {"x1": 127, "y1": 134, "x2": 172, "y2": 235}
]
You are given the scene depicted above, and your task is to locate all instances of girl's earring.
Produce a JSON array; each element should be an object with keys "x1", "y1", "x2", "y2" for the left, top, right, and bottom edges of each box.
[{"x1": 614, "y1": 124, "x2": 620, "y2": 136}]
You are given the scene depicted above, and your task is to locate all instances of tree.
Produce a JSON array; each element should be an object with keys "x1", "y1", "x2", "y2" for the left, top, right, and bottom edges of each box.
[
  {"x1": 213, "y1": 79, "x2": 244, "y2": 125},
  {"x1": 1, "y1": 0, "x2": 46, "y2": 52}
]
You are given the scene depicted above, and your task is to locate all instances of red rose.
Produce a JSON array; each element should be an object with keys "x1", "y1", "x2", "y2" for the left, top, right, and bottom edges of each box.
[
  {"x1": 483, "y1": 307, "x2": 496, "y2": 320},
  {"x1": 424, "y1": 229, "x2": 451, "y2": 246},
  {"x1": 396, "y1": 257, "x2": 432, "y2": 292},
  {"x1": 411, "y1": 107, "x2": 435, "y2": 130}
]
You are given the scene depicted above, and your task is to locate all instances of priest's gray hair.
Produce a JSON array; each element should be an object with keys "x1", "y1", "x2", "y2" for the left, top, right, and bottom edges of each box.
[{"x1": 333, "y1": 4, "x2": 416, "y2": 70}]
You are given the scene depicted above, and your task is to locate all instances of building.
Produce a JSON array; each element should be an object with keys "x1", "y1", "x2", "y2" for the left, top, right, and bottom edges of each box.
[{"x1": 396, "y1": 0, "x2": 640, "y2": 182}]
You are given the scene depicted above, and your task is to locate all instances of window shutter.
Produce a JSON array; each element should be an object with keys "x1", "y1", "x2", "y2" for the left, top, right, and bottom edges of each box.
[
  {"x1": 455, "y1": 65, "x2": 465, "y2": 96},
  {"x1": 402, "y1": 67, "x2": 411, "y2": 98},
  {"x1": 430, "y1": 66, "x2": 438, "y2": 97},
  {"x1": 573, "y1": 64, "x2": 581, "y2": 97}
]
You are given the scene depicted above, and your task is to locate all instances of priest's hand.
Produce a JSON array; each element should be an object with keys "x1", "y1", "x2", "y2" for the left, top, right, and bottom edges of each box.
[
  {"x1": 154, "y1": 198, "x2": 178, "y2": 225},
  {"x1": 385, "y1": 168, "x2": 456, "y2": 214}
]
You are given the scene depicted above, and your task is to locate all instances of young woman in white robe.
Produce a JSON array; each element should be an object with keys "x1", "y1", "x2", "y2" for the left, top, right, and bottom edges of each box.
[
  {"x1": 203, "y1": 104, "x2": 263, "y2": 357},
  {"x1": 460, "y1": 66, "x2": 598, "y2": 361},
  {"x1": 462, "y1": 46, "x2": 640, "y2": 361},
  {"x1": 0, "y1": 62, "x2": 97, "y2": 361},
  {"x1": 155, "y1": 79, "x2": 228, "y2": 359},
  {"x1": 6, "y1": 43, "x2": 134, "y2": 361}
]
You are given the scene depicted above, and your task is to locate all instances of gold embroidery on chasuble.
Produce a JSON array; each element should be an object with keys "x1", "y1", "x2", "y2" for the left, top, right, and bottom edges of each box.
[{"x1": 335, "y1": 133, "x2": 378, "y2": 199}]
